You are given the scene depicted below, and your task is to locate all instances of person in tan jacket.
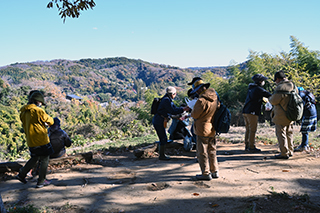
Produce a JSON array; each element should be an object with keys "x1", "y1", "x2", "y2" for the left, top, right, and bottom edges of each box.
[
  {"x1": 269, "y1": 71, "x2": 295, "y2": 159},
  {"x1": 191, "y1": 80, "x2": 220, "y2": 180}
]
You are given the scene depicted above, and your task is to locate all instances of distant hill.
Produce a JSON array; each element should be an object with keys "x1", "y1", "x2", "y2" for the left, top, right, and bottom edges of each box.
[{"x1": 0, "y1": 57, "x2": 236, "y2": 102}]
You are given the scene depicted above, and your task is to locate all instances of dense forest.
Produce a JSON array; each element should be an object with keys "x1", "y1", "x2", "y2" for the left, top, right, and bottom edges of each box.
[{"x1": 1, "y1": 36, "x2": 320, "y2": 161}]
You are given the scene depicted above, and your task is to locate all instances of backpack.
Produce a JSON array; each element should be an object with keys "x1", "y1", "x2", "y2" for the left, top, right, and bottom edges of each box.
[
  {"x1": 213, "y1": 102, "x2": 231, "y2": 135},
  {"x1": 276, "y1": 85, "x2": 304, "y2": 121},
  {"x1": 151, "y1": 97, "x2": 162, "y2": 115}
]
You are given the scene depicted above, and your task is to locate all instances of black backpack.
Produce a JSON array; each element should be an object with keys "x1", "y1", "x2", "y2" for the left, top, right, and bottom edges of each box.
[
  {"x1": 213, "y1": 102, "x2": 231, "y2": 135},
  {"x1": 151, "y1": 97, "x2": 162, "y2": 115}
]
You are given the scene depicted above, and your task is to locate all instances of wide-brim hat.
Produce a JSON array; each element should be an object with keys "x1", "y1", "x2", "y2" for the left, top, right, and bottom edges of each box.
[
  {"x1": 187, "y1": 77, "x2": 202, "y2": 85},
  {"x1": 191, "y1": 80, "x2": 210, "y2": 94}
]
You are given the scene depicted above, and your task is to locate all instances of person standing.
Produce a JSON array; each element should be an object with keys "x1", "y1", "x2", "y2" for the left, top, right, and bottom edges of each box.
[
  {"x1": 191, "y1": 80, "x2": 219, "y2": 180},
  {"x1": 152, "y1": 86, "x2": 190, "y2": 160},
  {"x1": 16, "y1": 91, "x2": 54, "y2": 188},
  {"x1": 269, "y1": 71, "x2": 296, "y2": 159},
  {"x1": 295, "y1": 87, "x2": 317, "y2": 152},
  {"x1": 242, "y1": 74, "x2": 272, "y2": 152}
]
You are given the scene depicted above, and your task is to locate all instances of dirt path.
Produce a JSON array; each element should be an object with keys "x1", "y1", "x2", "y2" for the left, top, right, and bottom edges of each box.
[{"x1": 1, "y1": 131, "x2": 320, "y2": 212}]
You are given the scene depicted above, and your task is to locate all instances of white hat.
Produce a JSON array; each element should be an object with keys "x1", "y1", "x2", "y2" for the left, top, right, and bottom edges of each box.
[{"x1": 166, "y1": 86, "x2": 176, "y2": 94}]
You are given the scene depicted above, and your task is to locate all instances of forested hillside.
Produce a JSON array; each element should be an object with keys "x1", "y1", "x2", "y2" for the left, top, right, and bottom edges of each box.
[{"x1": 1, "y1": 36, "x2": 320, "y2": 162}]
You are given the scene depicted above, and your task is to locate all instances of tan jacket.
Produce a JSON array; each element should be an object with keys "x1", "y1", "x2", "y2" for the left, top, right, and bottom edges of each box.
[
  {"x1": 191, "y1": 88, "x2": 219, "y2": 137},
  {"x1": 269, "y1": 79, "x2": 295, "y2": 125},
  {"x1": 20, "y1": 104, "x2": 54, "y2": 147}
]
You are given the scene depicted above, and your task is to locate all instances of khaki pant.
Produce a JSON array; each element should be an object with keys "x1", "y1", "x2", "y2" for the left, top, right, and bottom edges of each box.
[
  {"x1": 243, "y1": 113, "x2": 259, "y2": 149},
  {"x1": 275, "y1": 124, "x2": 294, "y2": 156},
  {"x1": 196, "y1": 135, "x2": 218, "y2": 176}
]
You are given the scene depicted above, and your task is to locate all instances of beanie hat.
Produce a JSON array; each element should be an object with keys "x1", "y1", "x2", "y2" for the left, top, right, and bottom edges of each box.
[
  {"x1": 53, "y1": 117, "x2": 61, "y2": 126},
  {"x1": 29, "y1": 91, "x2": 46, "y2": 105},
  {"x1": 274, "y1": 70, "x2": 286, "y2": 82},
  {"x1": 166, "y1": 86, "x2": 176, "y2": 94},
  {"x1": 252, "y1": 74, "x2": 268, "y2": 83}
]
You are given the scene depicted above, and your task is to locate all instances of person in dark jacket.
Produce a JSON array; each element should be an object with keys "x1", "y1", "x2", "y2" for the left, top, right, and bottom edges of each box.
[
  {"x1": 152, "y1": 86, "x2": 190, "y2": 160},
  {"x1": 48, "y1": 117, "x2": 72, "y2": 158},
  {"x1": 242, "y1": 74, "x2": 272, "y2": 152},
  {"x1": 295, "y1": 87, "x2": 317, "y2": 152}
]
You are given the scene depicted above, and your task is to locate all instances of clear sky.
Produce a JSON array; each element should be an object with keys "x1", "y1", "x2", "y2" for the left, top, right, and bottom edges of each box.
[{"x1": 1, "y1": 0, "x2": 320, "y2": 68}]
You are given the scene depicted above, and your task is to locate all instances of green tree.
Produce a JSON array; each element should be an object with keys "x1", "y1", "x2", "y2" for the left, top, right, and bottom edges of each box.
[{"x1": 47, "y1": 0, "x2": 96, "y2": 22}]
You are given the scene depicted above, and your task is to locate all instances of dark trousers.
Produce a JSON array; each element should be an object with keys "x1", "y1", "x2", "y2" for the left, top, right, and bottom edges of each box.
[{"x1": 153, "y1": 117, "x2": 167, "y2": 145}]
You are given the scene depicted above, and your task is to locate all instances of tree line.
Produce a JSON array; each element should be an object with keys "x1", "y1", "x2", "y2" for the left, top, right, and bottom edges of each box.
[{"x1": 0, "y1": 36, "x2": 319, "y2": 161}]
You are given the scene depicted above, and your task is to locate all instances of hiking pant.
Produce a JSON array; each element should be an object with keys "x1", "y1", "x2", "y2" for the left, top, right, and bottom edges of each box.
[
  {"x1": 196, "y1": 135, "x2": 218, "y2": 176},
  {"x1": 152, "y1": 116, "x2": 168, "y2": 146},
  {"x1": 275, "y1": 124, "x2": 294, "y2": 156},
  {"x1": 19, "y1": 155, "x2": 50, "y2": 184},
  {"x1": 243, "y1": 113, "x2": 259, "y2": 149}
]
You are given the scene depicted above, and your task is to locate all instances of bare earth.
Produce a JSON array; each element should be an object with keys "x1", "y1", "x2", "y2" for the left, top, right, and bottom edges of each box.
[{"x1": 1, "y1": 126, "x2": 320, "y2": 213}]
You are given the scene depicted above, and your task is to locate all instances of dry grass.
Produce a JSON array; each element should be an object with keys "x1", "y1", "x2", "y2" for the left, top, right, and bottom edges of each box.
[{"x1": 218, "y1": 122, "x2": 320, "y2": 149}]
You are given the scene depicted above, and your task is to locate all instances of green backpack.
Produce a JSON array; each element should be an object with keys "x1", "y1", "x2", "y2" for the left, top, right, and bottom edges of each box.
[{"x1": 276, "y1": 85, "x2": 304, "y2": 121}]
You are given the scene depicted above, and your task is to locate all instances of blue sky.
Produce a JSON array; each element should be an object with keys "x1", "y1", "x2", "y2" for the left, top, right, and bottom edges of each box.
[{"x1": 1, "y1": 0, "x2": 320, "y2": 68}]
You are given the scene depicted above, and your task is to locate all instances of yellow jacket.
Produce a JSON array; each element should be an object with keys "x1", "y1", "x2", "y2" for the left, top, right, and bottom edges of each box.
[{"x1": 20, "y1": 104, "x2": 54, "y2": 147}]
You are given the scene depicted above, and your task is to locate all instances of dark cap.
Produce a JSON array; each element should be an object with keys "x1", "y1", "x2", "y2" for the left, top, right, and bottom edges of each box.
[
  {"x1": 187, "y1": 77, "x2": 202, "y2": 85},
  {"x1": 252, "y1": 74, "x2": 268, "y2": 83},
  {"x1": 29, "y1": 91, "x2": 46, "y2": 105},
  {"x1": 274, "y1": 70, "x2": 286, "y2": 82}
]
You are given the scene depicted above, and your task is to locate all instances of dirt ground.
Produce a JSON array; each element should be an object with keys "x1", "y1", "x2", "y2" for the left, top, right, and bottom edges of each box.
[{"x1": 1, "y1": 126, "x2": 320, "y2": 213}]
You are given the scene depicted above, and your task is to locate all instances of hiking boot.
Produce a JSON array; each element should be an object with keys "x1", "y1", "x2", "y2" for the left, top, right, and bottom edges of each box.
[
  {"x1": 36, "y1": 179, "x2": 51, "y2": 188},
  {"x1": 196, "y1": 174, "x2": 212, "y2": 181},
  {"x1": 211, "y1": 171, "x2": 219, "y2": 179},
  {"x1": 16, "y1": 174, "x2": 27, "y2": 184},
  {"x1": 248, "y1": 147, "x2": 261, "y2": 153},
  {"x1": 274, "y1": 154, "x2": 289, "y2": 159},
  {"x1": 159, "y1": 145, "x2": 170, "y2": 160},
  {"x1": 294, "y1": 145, "x2": 310, "y2": 152}
]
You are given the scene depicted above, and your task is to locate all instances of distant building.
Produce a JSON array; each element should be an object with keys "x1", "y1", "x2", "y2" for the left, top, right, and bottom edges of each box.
[{"x1": 66, "y1": 94, "x2": 83, "y2": 101}]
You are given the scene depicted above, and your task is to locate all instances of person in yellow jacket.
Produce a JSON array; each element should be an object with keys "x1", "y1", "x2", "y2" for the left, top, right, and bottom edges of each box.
[{"x1": 16, "y1": 90, "x2": 54, "y2": 188}]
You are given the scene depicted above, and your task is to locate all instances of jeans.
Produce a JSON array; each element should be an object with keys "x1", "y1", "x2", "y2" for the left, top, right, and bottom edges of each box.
[{"x1": 153, "y1": 116, "x2": 167, "y2": 146}]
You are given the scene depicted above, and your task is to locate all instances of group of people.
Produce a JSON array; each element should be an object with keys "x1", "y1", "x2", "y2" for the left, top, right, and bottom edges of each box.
[
  {"x1": 153, "y1": 70, "x2": 317, "y2": 181},
  {"x1": 152, "y1": 77, "x2": 221, "y2": 180},
  {"x1": 16, "y1": 71, "x2": 317, "y2": 186},
  {"x1": 16, "y1": 90, "x2": 72, "y2": 188}
]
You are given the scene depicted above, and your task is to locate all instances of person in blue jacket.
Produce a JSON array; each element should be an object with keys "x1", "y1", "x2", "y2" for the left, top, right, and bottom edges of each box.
[
  {"x1": 152, "y1": 86, "x2": 190, "y2": 160},
  {"x1": 295, "y1": 87, "x2": 317, "y2": 152},
  {"x1": 242, "y1": 74, "x2": 272, "y2": 152}
]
